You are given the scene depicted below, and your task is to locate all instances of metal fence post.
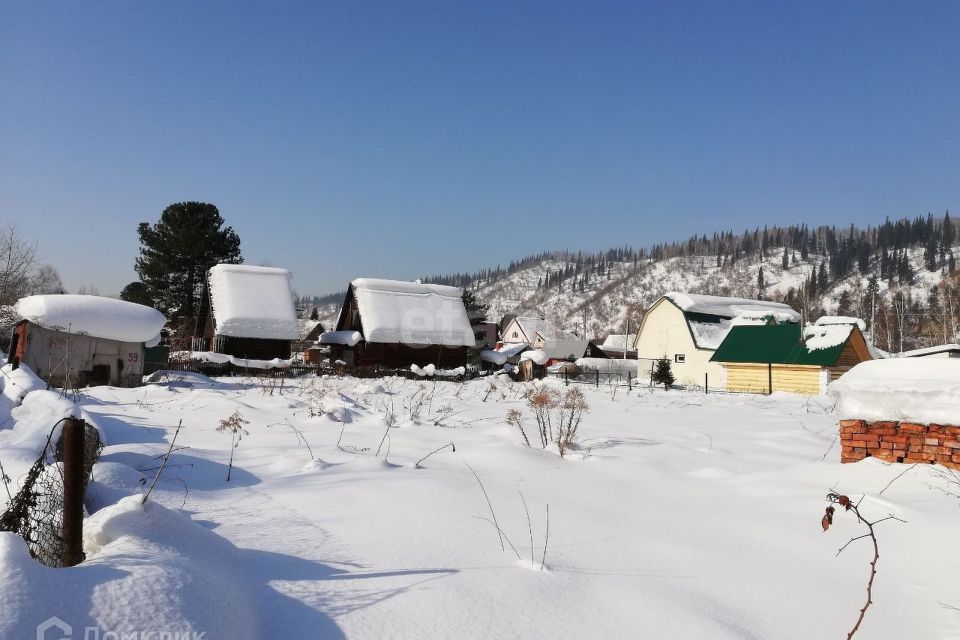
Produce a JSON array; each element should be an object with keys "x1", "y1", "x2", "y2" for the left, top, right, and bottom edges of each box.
[
  {"x1": 61, "y1": 417, "x2": 85, "y2": 567},
  {"x1": 705, "y1": 372, "x2": 708, "y2": 394},
  {"x1": 596, "y1": 370, "x2": 600, "y2": 387}
]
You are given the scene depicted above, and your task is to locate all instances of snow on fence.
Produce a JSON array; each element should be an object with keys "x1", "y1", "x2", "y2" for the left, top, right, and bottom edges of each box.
[{"x1": 0, "y1": 417, "x2": 101, "y2": 567}]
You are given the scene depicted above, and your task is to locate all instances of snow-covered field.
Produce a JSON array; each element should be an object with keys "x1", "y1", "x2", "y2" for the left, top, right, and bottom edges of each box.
[{"x1": 1, "y1": 371, "x2": 958, "y2": 639}]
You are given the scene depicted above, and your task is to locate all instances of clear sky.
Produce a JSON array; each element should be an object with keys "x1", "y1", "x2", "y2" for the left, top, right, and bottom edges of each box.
[{"x1": 1, "y1": 1, "x2": 957, "y2": 297}]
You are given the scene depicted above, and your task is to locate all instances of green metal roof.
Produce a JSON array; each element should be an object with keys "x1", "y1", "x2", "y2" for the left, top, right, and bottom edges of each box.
[{"x1": 710, "y1": 323, "x2": 848, "y2": 367}]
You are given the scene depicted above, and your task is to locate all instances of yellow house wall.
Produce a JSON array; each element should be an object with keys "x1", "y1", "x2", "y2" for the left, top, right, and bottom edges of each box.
[
  {"x1": 634, "y1": 300, "x2": 725, "y2": 388},
  {"x1": 723, "y1": 363, "x2": 823, "y2": 395}
]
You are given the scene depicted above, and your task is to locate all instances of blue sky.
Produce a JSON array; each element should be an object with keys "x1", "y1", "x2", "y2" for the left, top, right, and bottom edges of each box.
[{"x1": 1, "y1": 2, "x2": 957, "y2": 296}]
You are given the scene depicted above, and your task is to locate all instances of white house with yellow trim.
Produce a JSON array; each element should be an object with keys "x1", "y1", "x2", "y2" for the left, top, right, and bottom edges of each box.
[{"x1": 633, "y1": 292, "x2": 800, "y2": 388}]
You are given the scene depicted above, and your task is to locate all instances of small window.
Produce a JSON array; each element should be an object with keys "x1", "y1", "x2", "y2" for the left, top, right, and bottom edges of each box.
[
  {"x1": 512, "y1": 331, "x2": 518, "y2": 338},
  {"x1": 675, "y1": 354, "x2": 686, "y2": 363}
]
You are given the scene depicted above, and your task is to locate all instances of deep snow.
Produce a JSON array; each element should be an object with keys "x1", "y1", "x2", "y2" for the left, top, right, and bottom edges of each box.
[{"x1": 0, "y1": 374, "x2": 958, "y2": 639}]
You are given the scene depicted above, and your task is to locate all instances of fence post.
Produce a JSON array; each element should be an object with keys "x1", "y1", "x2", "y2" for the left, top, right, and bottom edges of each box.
[
  {"x1": 768, "y1": 362, "x2": 773, "y2": 396},
  {"x1": 564, "y1": 369, "x2": 569, "y2": 386},
  {"x1": 61, "y1": 416, "x2": 85, "y2": 567},
  {"x1": 628, "y1": 373, "x2": 632, "y2": 391},
  {"x1": 596, "y1": 370, "x2": 600, "y2": 387},
  {"x1": 705, "y1": 372, "x2": 708, "y2": 394}
]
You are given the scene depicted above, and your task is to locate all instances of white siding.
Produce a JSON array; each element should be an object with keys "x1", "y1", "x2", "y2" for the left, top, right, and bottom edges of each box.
[{"x1": 634, "y1": 299, "x2": 726, "y2": 388}]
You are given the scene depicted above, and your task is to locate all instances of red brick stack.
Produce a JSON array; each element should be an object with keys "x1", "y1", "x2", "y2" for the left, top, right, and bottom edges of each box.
[{"x1": 839, "y1": 419, "x2": 960, "y2": 468}]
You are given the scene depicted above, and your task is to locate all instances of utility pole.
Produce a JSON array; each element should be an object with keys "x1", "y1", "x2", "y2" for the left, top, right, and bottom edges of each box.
[{"x1": 870, "y1": 288, "x2": 876, "y2": 347}]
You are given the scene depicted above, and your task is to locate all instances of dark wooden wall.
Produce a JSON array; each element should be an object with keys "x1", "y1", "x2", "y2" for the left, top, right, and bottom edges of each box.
[{"x1": 214, "y1": 336, "x2": 292, "y2": 360}]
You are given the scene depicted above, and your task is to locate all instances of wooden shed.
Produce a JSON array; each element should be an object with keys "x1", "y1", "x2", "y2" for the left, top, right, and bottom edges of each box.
[
  {"x1": 323, "y1": 278, "x2": 475, "y2": 370},
  {"x1": 711, "y1": 321, "x2": 874, "y2": 395},
  {"x1": 194, "y1": 264, "x2": 299, "y2": 360},
  {"x1": 9, "y1": 295, "x2": 166, "y2": 387}
]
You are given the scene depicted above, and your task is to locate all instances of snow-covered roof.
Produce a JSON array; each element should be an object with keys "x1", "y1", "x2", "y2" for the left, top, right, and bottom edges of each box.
[
  {"x1": 815, "y1": 315, "x2": 867, "y2": 331},
  {"x1": 829, "y1": 358, "x2": 960, "y2": 425},
  {"x1": 665, "y1": 292, "x2": 799, "y2": 322},
  {"x1": 350, "y1": 278, "x2": 474, "y2": 347},
  {"x1": 208, "y1": 265, "x2": 299, "y2": 340},
  {"x1": 519, "y1": 349, "x2": 549, "y2": 365},
  {"x1": 898, "y1": 343, "x2": 960, "y2": 358},
  {"x1": 318, "y1": 330, "x2": 363, "y2": 346},
  {"x1": 600, "y1": 334, "x2": 633, "y2": 351},
  {"x1": 298, "y1": 319, "x2": 325, "y2": 340},
  {"x1": 803, "y1": 323, "x2": 855, "y2": 352},
  {"x1": 660, "y1": 292, "x2": 800, "y2": 350},
  {"x1": 15, "y1": 295, "x2": 166, "y2": 344},
  {"x1": 495, "y1": 342, "x2": 531, "y2": 358}
]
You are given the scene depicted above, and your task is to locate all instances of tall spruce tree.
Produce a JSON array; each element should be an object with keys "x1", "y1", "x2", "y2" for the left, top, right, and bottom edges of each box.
[{"x1": 135, "y1": 202, "x2": 242, "y2": 319}]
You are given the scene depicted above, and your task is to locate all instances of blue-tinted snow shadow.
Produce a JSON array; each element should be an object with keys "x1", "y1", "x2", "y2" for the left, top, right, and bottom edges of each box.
[
  {"x1": 90, "y1": 413, "x2": 170, "y2": 445},
  {"x1": 99, "y1": 451, "x2": 261, "y2": 489},
  {"x1": 239, "y1": 548, "x2": 459, "y2": 630}
]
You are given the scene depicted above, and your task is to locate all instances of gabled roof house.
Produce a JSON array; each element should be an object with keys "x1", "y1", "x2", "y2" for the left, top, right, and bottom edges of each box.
[
  {"x1": 634, "y1": 292, "x2": 800, "y2": 388},
  {"x1": 195, "y1": 264, "x2": 299, "y2": 360},
  {"x1": 711, "y1": 317, "x2": 874, "y2": 395},
  {"x1": 321, "y1": 278, "x2": 475, "y2": 369}
]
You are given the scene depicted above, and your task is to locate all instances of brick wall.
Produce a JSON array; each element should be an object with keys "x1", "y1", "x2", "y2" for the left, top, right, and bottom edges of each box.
[{"x1": 839, "y1": 419, "x2": 960, "y2": 469}]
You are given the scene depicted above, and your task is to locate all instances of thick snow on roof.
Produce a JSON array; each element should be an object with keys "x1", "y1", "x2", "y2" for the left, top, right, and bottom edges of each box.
[
  {"x1": 351, "y1": 278, "x2": 474, "y2": 347},
  {"x1": 804, "y1": 323, "x2": 854, "y2": 352},
  {"x1": 495, "y1": 342, "x2": 531, "y2": 358},
  {"x1": 318, "y1": 330, "x2": 363, "y2": 346},
  {"x1": 815, "y1": 315, "x2": 867, "y2": 331},
  {"x1": 665, "y1": 292, "x2": 799, "y2": 322},
  {"x1": 15, "y1": 295, "x2": 166, "y2": 343},
  {"x1": 898, "y1": 343, "x2": 960, "y2": 358},
  {"x1": 829, "y1": 359, "x2": 960, "y2": 424},
  {"x1": 208, "y1": 265, "x2": 298, "y2": 340},
  {"x1": 688, "y1": 315, "x2": 773, "y2": 350},
  {"x1": 519, "y1": 349, "x2": 549, "y2": 365}
]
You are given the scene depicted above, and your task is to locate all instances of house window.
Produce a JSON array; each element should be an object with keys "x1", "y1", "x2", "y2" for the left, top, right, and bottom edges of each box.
[
  {"x1": 512, "y1": 331, "x2": 518, "y2": 338},
  {"x1": 675, "y1": 354, "x2": 686, "y2": 363}
]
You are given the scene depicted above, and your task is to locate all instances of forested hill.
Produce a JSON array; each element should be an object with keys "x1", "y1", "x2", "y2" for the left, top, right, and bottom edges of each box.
[{"x1": 304, "y1": 212, "x2": 959, "y2": 353}]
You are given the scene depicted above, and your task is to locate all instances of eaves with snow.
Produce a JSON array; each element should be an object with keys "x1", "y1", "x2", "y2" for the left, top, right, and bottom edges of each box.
[
  {"x1": 208, "y1": 264, "x2": 299, "y2": 340},
  {"x1": 14, "y1": 295, "x2": 167, "y2": 346}
]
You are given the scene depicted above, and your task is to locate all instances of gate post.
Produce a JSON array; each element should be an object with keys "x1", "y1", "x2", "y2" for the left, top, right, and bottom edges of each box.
[{"x1": 61, "y1": 417, "x2": 85, "y2": 566}]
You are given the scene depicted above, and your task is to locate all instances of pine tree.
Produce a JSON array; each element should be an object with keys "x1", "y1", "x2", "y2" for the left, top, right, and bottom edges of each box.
[
  {"x1": 757, "y1": 267, "x2": 765, "y2": 299},
  {"x1": 817, "y1": 262, "x2": 828, "y2": 292},
  {"x1": 652, "y1": 357, "x2": 675, "y2": 391},
  {"x1": 781, "y1": 247, "x2": 789, "y2": 270},
  {"x1": 310, "y1": 306, "x2": 319, "y2": 321},
  {"x1": 135, "y1": 202, "x2": 243, "y2": 318}
]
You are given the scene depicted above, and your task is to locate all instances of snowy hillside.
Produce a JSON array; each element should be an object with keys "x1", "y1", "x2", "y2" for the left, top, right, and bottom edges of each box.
[{"x1": 460, "y1": 246, "x2": 958, "y2": 342}]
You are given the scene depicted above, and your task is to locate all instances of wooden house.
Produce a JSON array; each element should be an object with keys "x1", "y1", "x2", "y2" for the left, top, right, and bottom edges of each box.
[
  {"x1": 500, "y1": 316, "x2": 552, "y2": 344},
  {"x1": 634, "y1": 292, "x2": 800, "y2": 388},
  {"x1": 9, "y1": 295, "x2": 166, "y2": 387},
  {"x1": 322, "y1": 278, "x2": 475, "y2": 369},
  {"x1": 710, "y1": 320, "x2": 874, "y2": 395},
  {"x1": 194, "y1": 264, "x2": 299, "y2": 360}
]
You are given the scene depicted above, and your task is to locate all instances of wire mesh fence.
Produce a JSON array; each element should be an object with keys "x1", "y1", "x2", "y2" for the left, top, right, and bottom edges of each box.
[{"x1": 0, "y1": 418, "x2": 101, "y2": 567}]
